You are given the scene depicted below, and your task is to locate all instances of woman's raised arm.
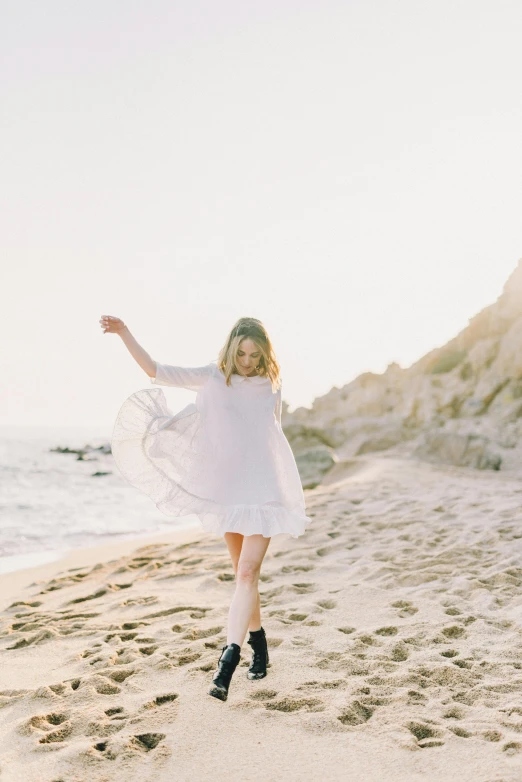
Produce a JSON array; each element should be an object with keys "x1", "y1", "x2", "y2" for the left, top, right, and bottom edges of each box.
[{"x1": 100, "y1": 315, "x2": 156, "y2": 378}]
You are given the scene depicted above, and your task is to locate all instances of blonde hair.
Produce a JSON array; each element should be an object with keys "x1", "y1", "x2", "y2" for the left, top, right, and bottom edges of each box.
[{"x1": 217, "y1": 317, "x2": 281, "y2": 391}]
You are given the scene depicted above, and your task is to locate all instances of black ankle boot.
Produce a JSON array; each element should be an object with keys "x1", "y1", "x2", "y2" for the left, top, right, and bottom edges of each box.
[
  {"x1": 247, "y1": 627, "x2": 269, "y2": 680},
  {"x1": 208, "y1": 643, "x2": 241, "y2": 701}
]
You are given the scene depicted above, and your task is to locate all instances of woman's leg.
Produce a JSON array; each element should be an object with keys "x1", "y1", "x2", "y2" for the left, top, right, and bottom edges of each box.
[
  {"x1": 224, "y1": 532, "x2": 262, "y2": 631},
  {"x1": 226, "y1": 534, "x2": 271, "y2": 647}
]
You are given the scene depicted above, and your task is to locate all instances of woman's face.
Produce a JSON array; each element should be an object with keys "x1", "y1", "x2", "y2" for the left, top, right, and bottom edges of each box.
[{"x1": 236, "y1": 338, "x2": 262, "y2": 375}]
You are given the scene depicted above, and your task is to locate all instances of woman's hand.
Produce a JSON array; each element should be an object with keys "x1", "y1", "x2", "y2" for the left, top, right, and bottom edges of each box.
[
  {"x1": 100, "y1": 316, "x2": 155, "y2": 376},
  {"x1": 100, "y1": 315, "x2": 127, "y2": 334}
]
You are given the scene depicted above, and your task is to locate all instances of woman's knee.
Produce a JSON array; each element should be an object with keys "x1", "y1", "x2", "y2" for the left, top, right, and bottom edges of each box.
[{"x1": 236, "y1": 559, "x2": 261, "y2": 587}]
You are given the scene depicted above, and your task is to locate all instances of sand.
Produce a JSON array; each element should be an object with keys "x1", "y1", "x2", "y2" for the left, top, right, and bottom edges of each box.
[{"x1": 1, "y1": 455, "x2": 521, "y2": 782}]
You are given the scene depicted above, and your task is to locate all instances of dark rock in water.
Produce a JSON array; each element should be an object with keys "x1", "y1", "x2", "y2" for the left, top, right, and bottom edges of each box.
[
  {"x1": 50, "y1": 446, "x2": 83, "y2": 455},
  {"x1": 50, "y1": 443, "x2": 112, "y2": 459}
]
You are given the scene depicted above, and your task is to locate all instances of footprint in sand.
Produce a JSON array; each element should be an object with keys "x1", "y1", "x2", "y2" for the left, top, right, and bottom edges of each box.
[
  {"x1": 104, "y1": 630, "x2": 139, "y2": 642},
  {"x1": 337, "y1": 700, "x2": 375, "y2": 726},
  {"x1": 122, "y1": 596, "x2": 158, "y2": 607},
  {"x1": 290, "y1": 582, "x2": 317, "y2": 595},
  {"x1": 249, "y1": 689, "x2": 278, "y2": 700},
  {"x1": 144, "y1": 693, "x2": 178, "y2": 707},
  {"x1": 502, "y1": 741, "x2": 522, "y2": 755},
  {"x1": 405, "y1": 721, "x2": 445, "y2": 749},
  {"x1": 483, "y1": 730, "x2": 502, "y2": 742},
  {"x1": 280, "y1": 564, "x2": 315, "y2": 574},
  {"x1": 92, "y1": 731, "x2": 167, "y2": 759},
  {"x1": 128, "y1": 732, "x2": 167, "y2": 752},
  {"x1": 105, "y1": 706, "x2": 126, "y2": 719},
  {"x1": 0, "y1": 688, "x2": 31, "y2": 711},
  {"x1": 297, "y1": 679, "x2": 347, "y2": 691},
  {"x1": 390, "y1": 600, "x2": 419, "y2": 617},
  {"x1": 387, "y1": 641, "x2": 409, "y2": 662},
  {"x1": 249, "y1": 689, "x2": 325, "y2": 713},
  {"x1": 5, "y1": 628, "x2": 61, "y2": 650},
  {"x1": 18, "y1": 711, "x2": 72, "y2": 744},
  {"x1": 337, "y1": 625, "x2": 356, "y2": 635},
  {"x1": 440, "y1": 625, "x2": 467, "y2": 640},
  {"x1": 20, "y1": 687, "x2": 178, "y2": 756},
  {"x1": 315, "y1": 599, "x2": 337, "y2": 610},
  {"x1": 182, "y1": 625, "x2": 223, "y2": 641},
  {"x1": 7, "y1": 600, "x2": 44, "y2": 609},
  {"x1": 269, "y1": 602, "x2": 326, "y2": 626},
  {"x1": 316, "y1": 546, "x2": 337, "y2": 557},
  {"x1": 287, "y1": 612, "x2": 309, "y2": 623},
  {"x1": 142, "y1": 605, "x2": 212, "y2": 620},
  {"x1": 265, "y1": 695, "x2": 325, "y2": 713},
  {"x1": 259, "y1": 585, "x2": 286, "y2": 602},
  {"x1": 291, "y1": 635, "x2": 313, "y2": 647},
  {"x1": 2, "y1": 601, "x2": 167, "y2": 651},
  {"x1": 407, "y1": 689, "x2": 427, "y2": 705},
  {"x1": 447, "y1": 725, "x2": 472, "y2": 738}
]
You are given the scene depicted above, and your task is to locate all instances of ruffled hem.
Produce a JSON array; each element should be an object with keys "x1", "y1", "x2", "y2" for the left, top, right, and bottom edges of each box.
[
  {"x1": 154, "y1": 501, "x2": 311, "y2": 539},
  {"x1": 111, "y1": 388, "x2": 312, "y2": 539}
]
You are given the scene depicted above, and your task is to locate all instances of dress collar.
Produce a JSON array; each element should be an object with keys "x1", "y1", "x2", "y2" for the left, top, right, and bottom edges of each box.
[
  {"x1": 230, "y1": 372, "x2": 269, "y2": 385},
  {"x1": 213, "y1": 364, "x2": 270, "y2": 386}
]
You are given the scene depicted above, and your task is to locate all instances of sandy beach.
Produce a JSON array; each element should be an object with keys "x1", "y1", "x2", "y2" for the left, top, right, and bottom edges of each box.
[{"x1": 1, "y1": 455, "x2": 521, "y2": 782}]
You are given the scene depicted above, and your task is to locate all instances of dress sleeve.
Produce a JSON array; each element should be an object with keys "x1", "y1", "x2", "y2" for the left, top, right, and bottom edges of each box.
[{"x1": 150, "y1": 361, "x2": 214, "y2": 391}]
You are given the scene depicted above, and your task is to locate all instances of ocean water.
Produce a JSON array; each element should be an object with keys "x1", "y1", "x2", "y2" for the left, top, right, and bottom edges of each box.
[{"x1": 0, "y1": 425, "x2": 199, "y2": 575}]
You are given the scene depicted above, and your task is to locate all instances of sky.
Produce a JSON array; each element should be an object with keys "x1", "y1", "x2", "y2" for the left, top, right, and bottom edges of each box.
[{"x1": 2, "y1": 0, "x2": 521, "y2": 428}]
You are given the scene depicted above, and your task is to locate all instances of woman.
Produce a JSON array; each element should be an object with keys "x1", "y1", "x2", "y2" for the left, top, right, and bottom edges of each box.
[{"x1": 100, "y1": 315, "x2": 312, "y2": 701}]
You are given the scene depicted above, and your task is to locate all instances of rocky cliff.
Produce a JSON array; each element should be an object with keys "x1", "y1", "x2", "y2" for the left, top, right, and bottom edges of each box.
[{"x1": 283, "y1": 258, "x2": 522, "y2": 487}]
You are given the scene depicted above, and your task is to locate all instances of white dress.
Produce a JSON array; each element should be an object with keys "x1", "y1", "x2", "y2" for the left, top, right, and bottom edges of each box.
[{"x1": 111, "y1": 360, "x2": 312, "y2": 539}]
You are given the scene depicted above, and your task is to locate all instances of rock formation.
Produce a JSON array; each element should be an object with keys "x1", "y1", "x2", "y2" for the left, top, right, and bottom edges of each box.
[{"x1": 283, "y1": 258, "x2": 522, "y2": 487}]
